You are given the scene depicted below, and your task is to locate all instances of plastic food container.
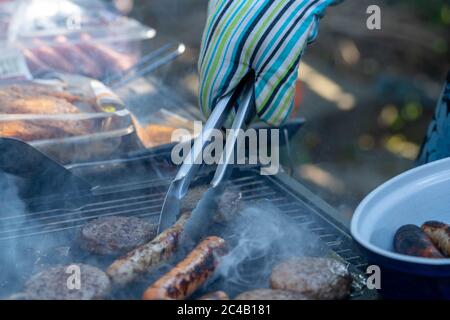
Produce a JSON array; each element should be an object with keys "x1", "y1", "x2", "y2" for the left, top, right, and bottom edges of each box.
[
  {"x1": 351, "y1": 157, "x2": 450, "y2": 299},
  {"x1": 0, "y1": 1, "x2": 192, "y2": 164},
  {"x1": 0, "y1": 71, "x2": 199, "y2": 164},
  {"x1": 0, "y1": 72, "x2": 142, "y2": 164},
  {"x1": 1, "y1": 0, "x2": 157, "y2": 81}
]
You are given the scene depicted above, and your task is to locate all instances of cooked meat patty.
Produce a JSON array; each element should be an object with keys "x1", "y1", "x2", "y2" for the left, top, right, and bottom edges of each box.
[
  {"x1": 214, "y1": 190, "x2": 243, "y2": 223},
  {"x1": 180, "y1": 186, "x2": 242, "y2": 223},
  {"x1": 181, "y1": 185, "x2": 208, "y2": 211},
  {"x1": 270, "y1": 257, "x2": 352, "y2": 300},
  {"x1": 24, "y1": 264, "x2": 111, "y2": 300},
  {"x1": 78, "y1": 216, "x2": 156, "y2": 255},
  {"x1": 235, "y1": 289, "x2": 309, "y2": 300}
]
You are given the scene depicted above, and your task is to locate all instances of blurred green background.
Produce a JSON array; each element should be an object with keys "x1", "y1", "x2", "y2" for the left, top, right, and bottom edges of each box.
[{"x1": 128, "y1": 0, "x2": 449, "y2": 217}]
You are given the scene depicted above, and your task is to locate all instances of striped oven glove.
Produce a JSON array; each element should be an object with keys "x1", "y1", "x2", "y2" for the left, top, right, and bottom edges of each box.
[{"x1": 199, "y1": 0, "x2": 340, "y2": 126}]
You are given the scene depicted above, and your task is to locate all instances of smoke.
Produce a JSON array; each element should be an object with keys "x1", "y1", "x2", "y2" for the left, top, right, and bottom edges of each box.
[
  {"x1": 0, "y1": 172, "x2": 79, "y2": 298},
  {"x1": 0, "y1": 173, "x2": 28, "y2": 295},
  {"x1": 211, "y1": 200, "x2": 327, "y2": 296}
]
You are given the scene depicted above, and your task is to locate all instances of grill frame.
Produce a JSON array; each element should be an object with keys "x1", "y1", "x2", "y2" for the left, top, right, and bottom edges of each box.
[{"x1": 0, "y1": 149, "x2": 378, "y2": 299}]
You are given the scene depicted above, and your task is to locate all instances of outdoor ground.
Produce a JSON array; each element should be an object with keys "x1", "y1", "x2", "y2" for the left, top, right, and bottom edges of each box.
[{"x1": 130, "y1": 0, "x2": 449, "y2": 218}]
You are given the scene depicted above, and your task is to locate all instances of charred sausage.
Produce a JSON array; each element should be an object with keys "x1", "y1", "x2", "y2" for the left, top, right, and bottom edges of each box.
[
  {"x1": 394, "y1": 224, "x2": 444, "y2": 258},
  {"x1": 142, "y1": 236, "x2": 226, "y2": 300},
  {"x1": 106, "y1": 212, "x2": 190, "y2": 286},
  {"x1": 422, "y1": 221, "x2": 450, "y2": 257}
]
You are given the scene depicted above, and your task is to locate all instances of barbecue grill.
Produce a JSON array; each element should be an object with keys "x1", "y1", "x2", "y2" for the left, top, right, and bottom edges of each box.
[{"x1": 0, "y1": 145, "x2": 378, "y2": 300}]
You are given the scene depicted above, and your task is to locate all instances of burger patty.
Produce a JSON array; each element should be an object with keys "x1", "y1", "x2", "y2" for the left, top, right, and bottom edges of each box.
[
  {"x1": 270, "y1": 257, "x2": 352, "y2": 300},
  {"x1": 235, "y1": 289, "x2": 309, "y2": 300},
  {"x1": 181, "y1": 186, "x2": 243, "y2": 224},
  {"x1": 78, "y1": 216, "x2": 156, "y2": 255},
  {"x1": 181, "y1": 185, "x2": 208, "y2": 211},
  {"x1": 214, "y1": 190, "x2": 243, "y2": 223},
  {"x1": 24, "y1": 264, "x2": 111, "y2": 300}
]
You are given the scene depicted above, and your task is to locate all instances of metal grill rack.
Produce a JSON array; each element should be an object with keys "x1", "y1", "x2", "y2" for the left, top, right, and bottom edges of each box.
[{"x1": 0, "y1": 151, "x2": 378, "y2": 299}]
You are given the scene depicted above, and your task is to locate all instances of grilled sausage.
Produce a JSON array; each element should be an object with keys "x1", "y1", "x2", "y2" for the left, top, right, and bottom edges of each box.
[
  {"x1": 106, "y1": 212, "x2": 190, "y2": 286},
  {"x1": 142, "y1": 236, "x2": 226, "y2": 300},
  {"x1": 198, "y1": 291, "x2": 229, "y2": 300},
  {"x1": 394, "y1": 224, "x2": 444, "y2": 258},
  {"x1": 422, "y1": 221, "x2": 450, "y2": 257}
]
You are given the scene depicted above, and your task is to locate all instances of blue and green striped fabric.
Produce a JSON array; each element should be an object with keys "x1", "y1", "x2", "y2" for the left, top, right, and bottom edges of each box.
[{"x1": 199, "y1": 0, "x2": 340, "y2": 126}]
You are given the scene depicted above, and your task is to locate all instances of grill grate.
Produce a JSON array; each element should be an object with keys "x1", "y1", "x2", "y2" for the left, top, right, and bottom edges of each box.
[{"x1": 0, "y1": 159, "x2": 377, "y2": 299}]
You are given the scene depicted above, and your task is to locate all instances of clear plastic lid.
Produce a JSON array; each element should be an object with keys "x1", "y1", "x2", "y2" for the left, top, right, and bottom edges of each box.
[
  {"x1": 0, "y1": 0, "x2": 177, "y2": 82},
  {"x1": 4, "y1": 0, "x2": 156, "y2": 44},
  {"x1": 0, "y1": 72, "x2": 140, "y2": 163},
  {"x1": 0, "y1": 0, "x2": 193, "y2": 163}
]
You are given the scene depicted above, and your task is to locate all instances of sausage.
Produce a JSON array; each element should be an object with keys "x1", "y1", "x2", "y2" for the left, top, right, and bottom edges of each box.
[
  {"x1": 106, "y1": 212, "x2": 190, "y2": 286},
  {"x1": 77, "y1": 33, "x2": 135, "y2": 75},
  {"x1": 394, "y1": 224, "x2": 444, "y2": 258},
  {"x1": 142, "y1": 236, "x2": 226, "y2": 300},
  {"x1": 21, "y1": 48, "x2": 49, "y2": 74},
  {"x1": 29, "y1": 39, "x2": 75, "y2": 73},
  {"x1": 53, "y1": 36, "x2": 103, "y2": 78},
  {"x1": 422, "y1": 221, "x2": 450, "y2": 257},
  {"x1": 198, "y1": 291, "x2": 229, "y2": 300}
]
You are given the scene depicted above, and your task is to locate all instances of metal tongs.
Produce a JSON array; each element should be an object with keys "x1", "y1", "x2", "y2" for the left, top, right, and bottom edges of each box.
[{"x1": 157, "y1": 72, "x2": 256, "y2": 238}]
